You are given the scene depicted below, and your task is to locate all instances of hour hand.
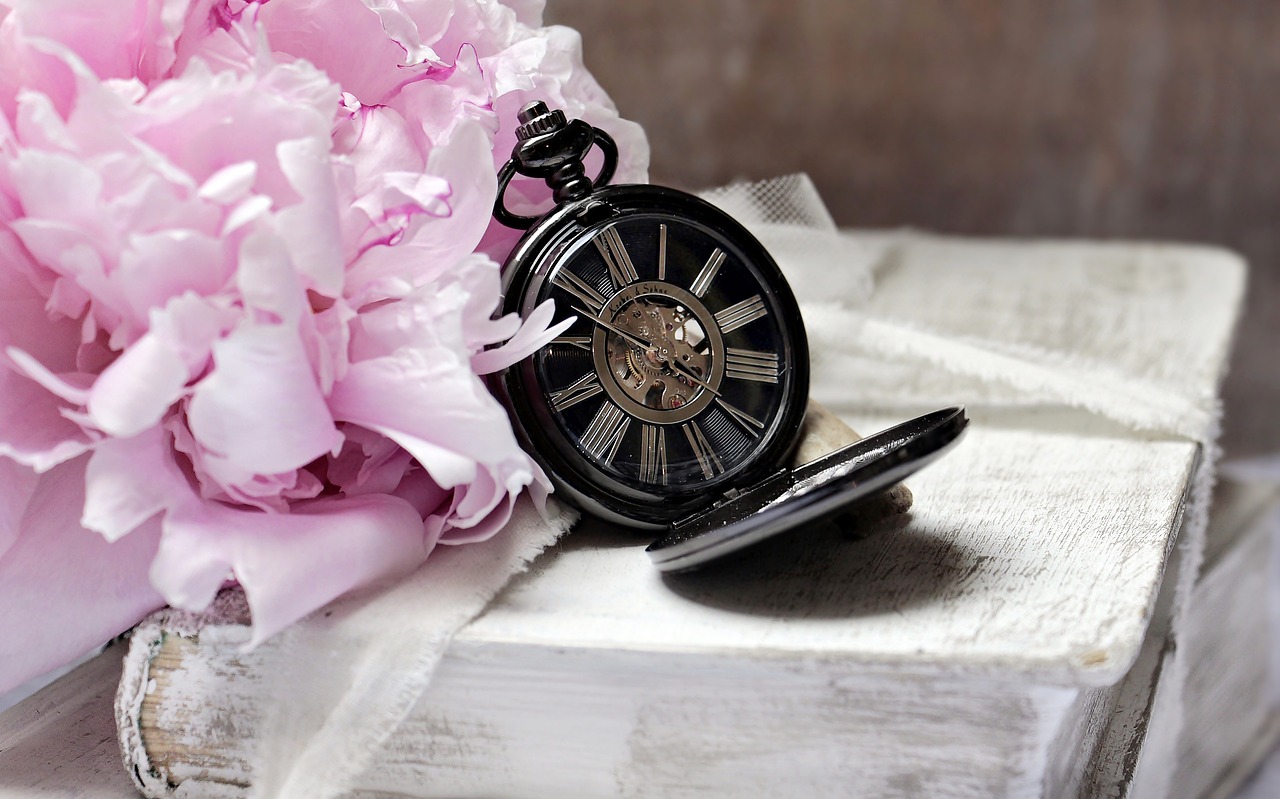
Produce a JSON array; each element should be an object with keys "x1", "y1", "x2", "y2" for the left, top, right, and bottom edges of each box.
[
  {"x1": 569, "y1": 306, "x2": 654, "y2": 350},
  {"x1": 662, "y1": 354, "x2": 722, "y2": 397}
]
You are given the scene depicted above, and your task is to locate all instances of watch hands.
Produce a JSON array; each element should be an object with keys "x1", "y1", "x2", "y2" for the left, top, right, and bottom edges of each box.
[
  {"x1": 659, "y1": 356, "x2": 723, "y2": 398},
  {"x1": 568, "y1": 307, "x2": 723, "y2": 398},
  {"x1": 568, "y1": 306, "x2": 650, "y2": 350},
  {"x1": 658, "y1": 358, "x2": 723, "y2": 398}
]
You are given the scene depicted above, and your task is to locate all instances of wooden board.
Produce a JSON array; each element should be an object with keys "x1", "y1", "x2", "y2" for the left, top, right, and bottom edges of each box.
[
  {"x1": 544, "y1": 0, "x2": 1280, "y2": 458},
  {"x1": 0, "y1": 645, "x2": 137, "y2": 799}
]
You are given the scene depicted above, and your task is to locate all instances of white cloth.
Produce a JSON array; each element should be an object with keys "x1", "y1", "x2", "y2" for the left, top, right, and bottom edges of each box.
[{"x1": 244, "y1": 497, "x2": 576, "y2": 798}]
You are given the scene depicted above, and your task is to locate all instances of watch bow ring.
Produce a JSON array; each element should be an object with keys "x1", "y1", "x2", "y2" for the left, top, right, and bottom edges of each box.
[{"x1": 493, "y1": 101, "x2": 619, "y2": 230}]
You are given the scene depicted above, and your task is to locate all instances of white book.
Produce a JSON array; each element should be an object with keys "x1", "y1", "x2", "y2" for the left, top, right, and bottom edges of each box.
[
  {"x1": 3, "y1": 476, "x2": 1273, "y2": 798},
  {"x1": 93, "y1": 233, "x2": 1251, "y2": 798}
]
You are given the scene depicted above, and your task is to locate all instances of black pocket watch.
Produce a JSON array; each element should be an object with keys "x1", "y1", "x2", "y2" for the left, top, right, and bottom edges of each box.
[{"x1": 491, "y1": 101, "x2": 966, "y2": 572}]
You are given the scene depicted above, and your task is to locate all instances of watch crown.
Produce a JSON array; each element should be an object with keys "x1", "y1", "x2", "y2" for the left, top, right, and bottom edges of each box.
[{"x1": 515, "y1": 100, "x2": 567, "y2": 141}]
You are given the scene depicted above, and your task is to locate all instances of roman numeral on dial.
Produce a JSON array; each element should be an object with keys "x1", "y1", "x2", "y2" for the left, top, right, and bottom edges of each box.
[
  {"x1": 724, "y1": 348, "x2": 780, "y2": 383},
  {"x1": 551, "y1": 335, "x2": 592, "y2": 352},
  {"x1": 550, "y1": 372, "x2": 604, "y2": 413},
  {"x1": 594, "y1": 226, "x2": 639, "y2": 288},
  {"x1": 552, "y1": 269, "x2": 607, "y2": 316},
  {"x1": 639, "y1": 424, "x2": 668, "y2": 485},
  {"x1": 683, "y1": 420, "x2": 724, "y2": 479},
  {"x1": 714, "y1": 295, "x2": 768, "y2": 334},
  {"x1": 582, "y1": 402, "x2": 631, "y2": 464},
  {"x1": 689, "y1": 248, "x2": 726, "y2": 297},
  {"x1": 657, "y1": 224, "x2": 668, "y2": 281},
  {"x1": 716, "y1": 398, "x2": 765, "y2": 438}
]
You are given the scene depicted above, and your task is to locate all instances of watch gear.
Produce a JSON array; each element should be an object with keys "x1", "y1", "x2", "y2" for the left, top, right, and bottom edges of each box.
[{"x1": 605, "y1": 298, "x2": 712, "y2": 411}]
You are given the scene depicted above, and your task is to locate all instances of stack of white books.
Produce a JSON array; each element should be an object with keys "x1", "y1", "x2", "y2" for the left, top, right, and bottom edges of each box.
[{"x1": 0, "y1": 232, "x2": 1271, "y2": 799}]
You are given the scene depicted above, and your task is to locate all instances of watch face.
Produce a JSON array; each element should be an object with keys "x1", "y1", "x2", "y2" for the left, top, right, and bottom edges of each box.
[{"x1": 501, "y1": 185, "x2": 809, "y2": 528}]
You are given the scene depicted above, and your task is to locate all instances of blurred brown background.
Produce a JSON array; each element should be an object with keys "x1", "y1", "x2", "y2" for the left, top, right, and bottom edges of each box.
[{"x1": 546, "y1": 0, "x2": 1279, "y2": 458}]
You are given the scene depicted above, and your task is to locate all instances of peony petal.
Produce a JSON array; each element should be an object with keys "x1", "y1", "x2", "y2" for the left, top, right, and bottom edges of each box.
[
  {"x1": 0, "y1": 21, "x2": 79, "y2": 121},
  {"x1": 234, "y1": 228, "x2": 303, "y2": 323},
  {"x1": 84, "y1": 292, "x2": 236, "y2": 439},
  {"x1": 450, "y1": 249, "x2": 520, "y2": 350},
  {"x1": 276, "y1": 136, "x2": 345, "y2": 297},
  {"x1": 146, "y1": 291, "x2": 240, "y2": 373},
  {"x1": 85, "y1": 331, "x2": 187, "y2": 438},
  {"x1": 82, "y1": 425, "x2": 184, "y2": 542},
  {"x1": 0, "y1": 455, "x2": 38, "y2": 561},
  {"x1": 127, "y1": 55, "x2": 338, "y2": 208},
  {"x1": 372, "y1": 427, "x2": 476, "y2": 488},
  {"x1": 0, "y1": 456, "x2": 164, "y2": 695},
  {"x1": 197, "y1": 160, "x2": 259, "y2": 204},
  {"x1": 222, "y1": 194, "x2": 273, "y2": 236},
  {"x1": 188, "y1": 320, "x2": 343, "y2": 489},
  {"x1": 436, "y1": 484, "x2": 520, "y2": 545},
  {"x1": 258, "y1": 0, "x2": 422, "y2": 104},
  {"x1": 331, "y1": 345, "x2": 521, "y2": 487},
  {"x1": 388, "y1": 460, "x2": 450, "y2": 519},
  {"x1": 387, "y1": 42, "x2": 494, "y2": 143},
  {"x1": 433, "y1": 0, "x2": 523, "y2": 59},
  {"x1": 470, "y1": 299, "x2": 572, "y2": 375},
  {"x1": 440, "y1": 463, "x2": 504, "y2": 530},
  {"x1": 0, "y1": 247, "x2": 79, "y2": 364},
  {"x1": 501, "y1": 0, "x2": 547, "y2": 27},
  {"x1": 358, "y1": 0, "x2": 450, "y2": 66},
  {"x1": 326, "y1": 424, "x2": 414, "y2": 497},
  {"x1": 117, "y1": 229, "x2": 230, "y2": 321},
  {"x1": 4, "y1": 346, "x2": 91, "y2": 405},
  {"x1": 345, "y1": 277, "x2": 462, "y2": 360},
  {"x1": 0, "y1": 362, "x2": 95, "y2": 471},
  {"x1": 338, "y1": 103, "x2": 426, "y2": 192},
  {"x1": 344, "y1": 121, "x2": 496, "y2": 303},
  {"x1": 9, "y1": 224, "x2": 108, "y2": 295},
  {"x1": 12, "y1": 87, "x2": 76, "y2": 153},
  {"x1": 151, "y1": 492, "x2": 430, "y2": 647},
  {"x1": 353, "y1": 171, "x2": 451, "y2": 222},
  {"x1": 2, "y1": 0, "x2": 188, "y2": 85},
  {"x1": 7, "y1": 148, "x2": 105, "y2": 233}
]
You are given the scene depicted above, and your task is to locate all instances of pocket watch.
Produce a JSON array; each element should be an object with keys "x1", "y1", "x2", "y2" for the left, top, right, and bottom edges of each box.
[{"x1": 491, "y1": 101, "x2": 966, "y2": 572}]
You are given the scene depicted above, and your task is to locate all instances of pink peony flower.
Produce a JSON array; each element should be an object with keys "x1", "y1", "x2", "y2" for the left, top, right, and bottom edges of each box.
[{"x1": 0, "y1": 0, "x2": 648, "y2": 693}]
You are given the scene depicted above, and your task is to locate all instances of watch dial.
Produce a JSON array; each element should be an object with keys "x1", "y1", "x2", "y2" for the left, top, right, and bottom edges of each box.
[{"x1": 531, "y1": 211, "x2": 802, "y2": 495}]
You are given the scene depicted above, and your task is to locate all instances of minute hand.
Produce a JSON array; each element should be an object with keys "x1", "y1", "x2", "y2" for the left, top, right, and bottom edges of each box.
[
  {"x1": 570, "y1": 307, "x2": 723, "y2": 398},
  {"x1": 569, "y1": 306, "x2": 652, "y2": 351}
]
